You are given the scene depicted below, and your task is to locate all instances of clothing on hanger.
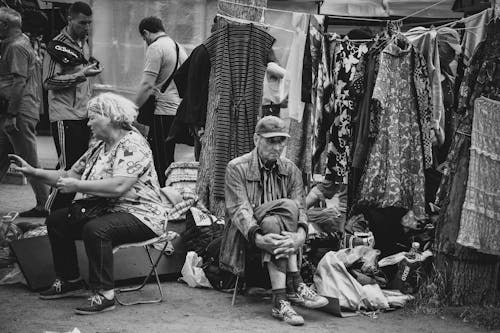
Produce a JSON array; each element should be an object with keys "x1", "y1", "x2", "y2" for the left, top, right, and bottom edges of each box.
[{"x1": 203, "y1": 22, "x2": 275, "y2": 198}]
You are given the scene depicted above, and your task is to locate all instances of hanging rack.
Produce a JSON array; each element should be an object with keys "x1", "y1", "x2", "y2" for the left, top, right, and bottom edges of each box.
[
  {"x1": 325, "y1": 15, "x2": 387, "y2": 23},
  {"x1": 215, "y1": 12, "x2": 295, "y2": 34}
]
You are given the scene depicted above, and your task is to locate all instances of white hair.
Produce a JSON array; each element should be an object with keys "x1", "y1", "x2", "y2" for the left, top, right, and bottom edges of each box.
[
  {"x1": 0, "y1": 7, "x2": 22, "y2": 28},
  {"x1": 87, "y1": 92, "x2": 137, "y2": 128}
]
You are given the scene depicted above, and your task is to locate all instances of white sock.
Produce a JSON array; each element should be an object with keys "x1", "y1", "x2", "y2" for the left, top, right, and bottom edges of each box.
[{"x1": 101, "y1": 289, "x2": 115, "y2": 300}]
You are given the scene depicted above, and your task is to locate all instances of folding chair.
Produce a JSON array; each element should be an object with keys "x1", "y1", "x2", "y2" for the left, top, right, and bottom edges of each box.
[
  {"x1": 113, "y1": 231, "x2": 177, "y2": 306},
  {"x1": 232, "y1": 275, "x2": 240, "y2": 306}
]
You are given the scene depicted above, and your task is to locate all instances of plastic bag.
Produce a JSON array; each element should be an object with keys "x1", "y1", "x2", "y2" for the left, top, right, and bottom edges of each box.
[
  {"x1": 180, "y1": 251, "x2": 212, "y2": 288},
  {"x1": 361, "y1": 284, "x2": 389, "y2": 310},
  {"x1": 0, "y1": 263, "x2": 26, "y2": 285},
  {"x1": 378, "y1": 250, "x2": 433, "y2": 294},
  {"x1": 378, "y1": 250, "x2": 433, "y2": 267},
  {"x1": 336, "y1": 246, "x2": 381, "y2": 272}
]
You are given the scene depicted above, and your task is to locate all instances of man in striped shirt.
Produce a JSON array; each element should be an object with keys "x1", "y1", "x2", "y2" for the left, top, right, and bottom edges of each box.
[{"x1": 42, "y1": 2, "x2": 102, "y2": 211}]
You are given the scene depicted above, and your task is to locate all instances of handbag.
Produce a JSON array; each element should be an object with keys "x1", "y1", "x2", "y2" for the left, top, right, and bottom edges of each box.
[
  {"x1": 66, "y1": 142, "x2": 110, "y2": 228},
  {"x1": 66, "y1": 196, "x2": 111, "y2": 228},
  {"x1": 137, "y1": 39, "x2": 180, "y2": 126}
]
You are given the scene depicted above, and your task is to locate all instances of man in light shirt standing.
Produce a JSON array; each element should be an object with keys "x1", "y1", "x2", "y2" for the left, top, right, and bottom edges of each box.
[{"x1": 136, "y1": 16, "x2": 187, "y2": 185}]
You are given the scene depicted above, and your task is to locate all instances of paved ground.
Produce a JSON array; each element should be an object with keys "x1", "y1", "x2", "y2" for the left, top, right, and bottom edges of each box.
[
  {"x1": 0, "y1": 282, "x2": 490, "y2": 333},
  {"x1": 0, "y1": 137, "x2": 491, "y2": 333}
]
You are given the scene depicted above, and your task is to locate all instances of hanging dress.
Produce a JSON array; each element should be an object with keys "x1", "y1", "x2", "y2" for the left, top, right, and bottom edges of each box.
[
  {"x1": 435, "y1": 21, "x2": 500, "y2": 255},
  {"x1": 202, "y1": 23, "x2": 275, "y2": 199},
  {"x1": 357, "y1": 40, "x2": 428, "y2": 220},
  {"x1": 325, "y1": 40, "x2": 368, "y2": 185}
]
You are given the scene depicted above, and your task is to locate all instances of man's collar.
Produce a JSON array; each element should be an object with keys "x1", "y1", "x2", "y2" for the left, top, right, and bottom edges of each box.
[
  {"x1": 246, "y1": 148, "x2": 288, "y2": 181},
  {"x1": 258, "y1": 154, "x2": 277, "y2": 172},
  {"x1": 62, "y1": 26, "x2": 86, "y2": 46}
]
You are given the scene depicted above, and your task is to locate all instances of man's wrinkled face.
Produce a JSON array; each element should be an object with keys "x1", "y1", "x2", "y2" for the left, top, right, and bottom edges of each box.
[
  {"x1": 255, "y1": 134, "x2": 287, "y2": 164},
  {"x1": 68, "y1": 13, "x2": 92, "y2": 40}
]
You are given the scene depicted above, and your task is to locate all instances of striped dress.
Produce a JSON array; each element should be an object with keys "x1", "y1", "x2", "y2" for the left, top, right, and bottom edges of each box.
[{"x1": 204, "y1": 23, "x2": 275, "y2": 198}]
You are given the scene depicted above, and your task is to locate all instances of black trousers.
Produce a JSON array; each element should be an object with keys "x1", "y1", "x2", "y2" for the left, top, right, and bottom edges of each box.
[
  {"x1": 148, "y1": 115, "x2": 175, "y2": 186},
  {"x1": 45, "y1": 120, "x2": 90, "y2": 211},
  {"x1": 46, "y1": 208, "x2": 157, "y2": 290}
]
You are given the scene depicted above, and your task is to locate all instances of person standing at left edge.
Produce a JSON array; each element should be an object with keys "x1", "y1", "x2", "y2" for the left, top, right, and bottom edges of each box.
[{"x1": 0, "y1": 7, "x2": 49, "y2": 217}]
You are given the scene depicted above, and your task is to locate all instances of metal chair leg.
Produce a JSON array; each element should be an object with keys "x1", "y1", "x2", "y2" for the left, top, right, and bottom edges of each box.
[
  {"x1": 231, "y1": 275, "x2": 240, "y2": 306},
  {"x1": 115, "y1": 242, "x2": 168, "y2": 306}
]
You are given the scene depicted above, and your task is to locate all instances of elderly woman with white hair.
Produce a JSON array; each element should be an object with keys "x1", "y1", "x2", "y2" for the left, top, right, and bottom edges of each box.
[{"x1": 9, "y1": 92, "x2": 167, "y2": 315}]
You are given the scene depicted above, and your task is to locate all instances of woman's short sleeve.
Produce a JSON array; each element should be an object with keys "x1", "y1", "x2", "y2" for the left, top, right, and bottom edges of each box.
[{"x1": 112, "y1": 134, "x2": 151, "y2": 178}]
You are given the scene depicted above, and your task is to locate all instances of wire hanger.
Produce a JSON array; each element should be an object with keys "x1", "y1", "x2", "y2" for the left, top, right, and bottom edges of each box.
[{"x1": 216, "y1": 11, "x2": 295, "y2": 34}]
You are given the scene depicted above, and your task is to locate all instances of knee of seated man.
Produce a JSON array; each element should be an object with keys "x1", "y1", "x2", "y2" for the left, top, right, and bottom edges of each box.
[
  {"x1": 260, "y1": 215, "x2": 282, "y2": 234},
  {"x1": 279, "y1": 198, "x2": 299, "y2": 219}
]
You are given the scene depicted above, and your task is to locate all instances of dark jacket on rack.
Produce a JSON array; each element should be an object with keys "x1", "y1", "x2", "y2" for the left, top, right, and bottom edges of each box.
[{"x1": 168, "y1": 45, "x2": 210, "y2": 144}]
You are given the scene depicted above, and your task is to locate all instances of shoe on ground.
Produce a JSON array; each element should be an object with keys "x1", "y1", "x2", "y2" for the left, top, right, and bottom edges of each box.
[
  {"x1": 272, "y1": 300, "x2": 304, "y2": 326},
  {"x1": 39, "y1": 279, "x2": 87, "y2": 300},
  {"x1": 74, "y1": 293, "x2": 115, "y2": 315},
  {"x1": 19, "y1": 207, "x2": 48, "y2": 218},
  {"x1": 287, "y1": 283, "x2": 328, "y2": 309}
]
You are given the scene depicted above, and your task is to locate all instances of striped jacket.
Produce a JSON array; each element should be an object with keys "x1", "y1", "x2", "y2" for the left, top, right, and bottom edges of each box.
[{"x1": 42, "y1": 27, "x2": 91, "y2": 122}]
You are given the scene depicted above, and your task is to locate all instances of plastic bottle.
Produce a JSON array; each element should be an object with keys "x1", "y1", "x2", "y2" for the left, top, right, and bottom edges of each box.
[
  {"x1": 0, "y1": 212, "x2": 19, "y2": 246},
  {"x1": 406, "y1": 242, "x2": 421, "y2": 260}
]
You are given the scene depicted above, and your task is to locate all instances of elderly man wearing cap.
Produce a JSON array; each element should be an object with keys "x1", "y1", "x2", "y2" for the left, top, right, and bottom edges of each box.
[{"x1": 220, "y1": 116, "x2": 327, "y2": 326}]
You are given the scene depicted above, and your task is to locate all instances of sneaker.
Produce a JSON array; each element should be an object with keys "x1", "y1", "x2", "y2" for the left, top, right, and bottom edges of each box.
[
  {"x1": 271, "y1": 300, "x2": 304, "y2": 326},
  {"x1": 74, "y1": 293, "x2": 116, "y2": 315},
  {"x1": 288, "y1": 283, "x2": 328, "y2": 309},
  {"x1": 39, "y1": 279, "x2": 87, "y2": 300},
  {"x1": 20, "y1": 207, "x2": 48, "y2": 218}
]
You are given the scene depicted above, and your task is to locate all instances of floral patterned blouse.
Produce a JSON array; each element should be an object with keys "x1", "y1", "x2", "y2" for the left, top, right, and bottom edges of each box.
[{"x1": 71, "y1": 130, "x2": 167, "y2": 235}]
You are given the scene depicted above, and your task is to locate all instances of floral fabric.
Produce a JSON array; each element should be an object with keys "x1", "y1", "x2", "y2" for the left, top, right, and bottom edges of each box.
[
  {"x1": 435, "y1": 20, "x2": 500, "y2": 254},
  {"x1": 326, "y1": 40, "x2": 368, "y2": 185},
  {"x1": 347, "y1": 48, "x2": 382, "y2": 210},
  {"x1": 358, "y1": 40, "x2": 427, "y2": 220},
  {"x1": 412, "y1": 50, "x2": 434, "y2": 170},
  {"x1": 72, "y1": 131, "x2": 167, "y2": 235}
]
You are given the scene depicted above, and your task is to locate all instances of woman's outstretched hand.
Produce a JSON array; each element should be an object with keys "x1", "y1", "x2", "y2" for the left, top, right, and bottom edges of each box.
[{"x1": 8, "y1": 154, "x2": 36, "y2": 177}]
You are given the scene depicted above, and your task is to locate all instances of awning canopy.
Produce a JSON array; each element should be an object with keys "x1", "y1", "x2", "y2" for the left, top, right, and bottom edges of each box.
[{"x1": 320, "y1": 0, "x2": 462, "y2": 18}]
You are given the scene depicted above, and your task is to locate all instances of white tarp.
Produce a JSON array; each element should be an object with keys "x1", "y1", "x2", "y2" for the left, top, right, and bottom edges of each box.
[{"x1": 320, "y1": 0, "x2": 461, "y2": 18}]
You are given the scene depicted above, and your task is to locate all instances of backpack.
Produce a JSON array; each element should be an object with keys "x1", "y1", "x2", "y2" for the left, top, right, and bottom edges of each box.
[
  {"x1": 180, "y1": 209, "x2": 224, "y2": 257},
  {"x1": 201, "y1": 237, "x2": 237, "y2": 291}
]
